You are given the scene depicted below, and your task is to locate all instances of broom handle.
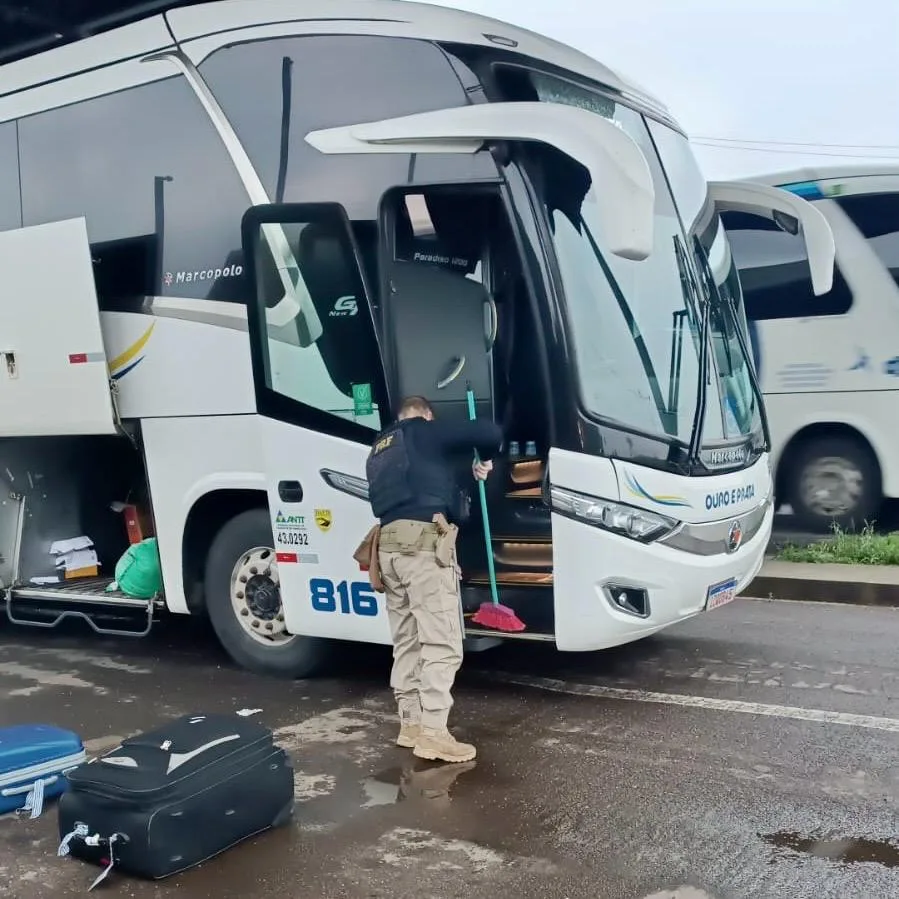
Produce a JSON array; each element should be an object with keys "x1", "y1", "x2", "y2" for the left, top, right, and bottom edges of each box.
[{"x1": 467, "y1": 389, "x2": 500, "y2": 607}]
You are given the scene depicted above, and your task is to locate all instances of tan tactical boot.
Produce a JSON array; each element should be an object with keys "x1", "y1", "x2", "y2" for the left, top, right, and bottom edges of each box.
[
  {"x1": 396, "y1": 721, "x2": 421, "y2": 749},
  {"x1": 412, "y1": 726, "x2": 477, "y2": 763}
]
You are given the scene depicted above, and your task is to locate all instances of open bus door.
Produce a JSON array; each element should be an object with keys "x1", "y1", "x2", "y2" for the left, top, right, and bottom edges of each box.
[{"x1": 0, "y1": 217, "x2": 118, "y2": 437}]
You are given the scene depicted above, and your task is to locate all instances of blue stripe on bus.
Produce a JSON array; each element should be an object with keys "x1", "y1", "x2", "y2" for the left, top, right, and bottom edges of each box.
[{"x1": 778, "y1": 181, "x2": 825, "y2": 200}]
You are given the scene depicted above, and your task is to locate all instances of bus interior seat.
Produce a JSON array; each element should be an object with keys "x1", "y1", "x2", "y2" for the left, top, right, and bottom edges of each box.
[
  {"x1": 385, "y1": 259, "x2": 492, "y2": 423},
  {"x1": 296, "y1": 223, "x2": 377, "y2": 398}
]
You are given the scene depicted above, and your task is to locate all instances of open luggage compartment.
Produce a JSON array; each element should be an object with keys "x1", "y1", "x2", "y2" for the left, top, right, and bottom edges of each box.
[{"x1": 0, "y1": 434, "x2": 161, "y2": 637}]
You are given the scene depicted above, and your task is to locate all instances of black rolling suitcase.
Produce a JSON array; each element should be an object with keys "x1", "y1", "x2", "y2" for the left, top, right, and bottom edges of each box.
[{"x1": 56, "y1": 713, "x2": 294, "y2": 886}]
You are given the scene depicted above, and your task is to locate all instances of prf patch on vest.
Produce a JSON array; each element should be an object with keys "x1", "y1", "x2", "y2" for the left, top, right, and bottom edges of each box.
[
  {"x1": 366, "y1": 425, "x2": 417, "y2": 518},
  {"x1": 373, "y1": 432, "x2": 395, "y2": 455}
]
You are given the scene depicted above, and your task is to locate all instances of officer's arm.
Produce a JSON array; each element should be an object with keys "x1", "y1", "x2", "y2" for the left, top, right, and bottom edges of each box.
[{"x1": 430, "y1": 419, "x2": 504, "y2": 460}]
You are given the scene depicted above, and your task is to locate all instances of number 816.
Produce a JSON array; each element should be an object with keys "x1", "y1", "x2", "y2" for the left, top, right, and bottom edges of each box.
[{"x1": 309, "y1": 578, "x2": 378, "y2": 616}]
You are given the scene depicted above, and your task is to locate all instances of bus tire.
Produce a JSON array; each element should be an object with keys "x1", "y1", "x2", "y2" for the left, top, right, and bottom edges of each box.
[
  {"x1": 788, "y1": 435, "x2": 881, "y2": 533},
  {"x1": 204, "y1": 508, "x2": 327, "y2": 678}
]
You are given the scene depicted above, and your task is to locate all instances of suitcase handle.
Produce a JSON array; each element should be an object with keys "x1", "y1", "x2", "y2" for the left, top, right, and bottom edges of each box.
[
  {"x1": 3, "y1": 775, "x2": 58, "y2": 820},
  {"x1": 1, "y1": 774, "x2": 59, "y2": 796}
]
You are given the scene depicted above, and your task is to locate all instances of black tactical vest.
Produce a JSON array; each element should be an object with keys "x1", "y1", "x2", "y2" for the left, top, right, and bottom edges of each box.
[{"x1": 365, "y1": 419, "x2": 454, "y2": 520}]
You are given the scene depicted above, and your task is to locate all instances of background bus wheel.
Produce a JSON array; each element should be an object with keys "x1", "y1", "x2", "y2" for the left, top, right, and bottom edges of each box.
[
  {"x1": 204, "y1": 508, "x2": 326, "y2": 678},
  {"x1": 789, "y1": 435, "x2": 880, "y2": 533}
]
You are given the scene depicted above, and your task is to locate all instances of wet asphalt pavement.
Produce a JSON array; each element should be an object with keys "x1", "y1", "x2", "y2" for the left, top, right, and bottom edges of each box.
[{"x1": 1, "y1": 597, "x2": 898, "y2": 899}]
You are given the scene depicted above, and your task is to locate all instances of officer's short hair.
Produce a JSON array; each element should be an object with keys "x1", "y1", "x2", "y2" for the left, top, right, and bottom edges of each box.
[{"x1": 397, "y1": 395, "x2": 434, "y2": 419}]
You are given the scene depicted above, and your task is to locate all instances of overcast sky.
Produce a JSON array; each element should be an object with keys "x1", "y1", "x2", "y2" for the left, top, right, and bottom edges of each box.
[{"x1": 424, "y1": 0, "x2": 899, "y2": 179}]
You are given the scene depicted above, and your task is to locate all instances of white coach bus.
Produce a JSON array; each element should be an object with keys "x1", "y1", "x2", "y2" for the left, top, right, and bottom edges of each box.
[
  {"x1": 721, "y1": 165, "x2": 899, "y2": 532},
  {"x1": 0, "y1": 0, "x2": 834, "y2": 677}
]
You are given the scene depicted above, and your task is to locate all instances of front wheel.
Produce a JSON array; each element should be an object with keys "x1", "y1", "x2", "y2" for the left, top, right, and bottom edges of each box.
[
  {"x1": 204, "y1": 508, "x2": 328, "y2": 678},
  {"x1": 788, "y1": 435, "x2": 881, "y2": 533}
]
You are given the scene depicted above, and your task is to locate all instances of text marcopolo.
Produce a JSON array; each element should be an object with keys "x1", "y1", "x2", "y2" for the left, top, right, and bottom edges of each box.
[{"x1": 163, "y1": 264, "x2": 243, "y2": 286}]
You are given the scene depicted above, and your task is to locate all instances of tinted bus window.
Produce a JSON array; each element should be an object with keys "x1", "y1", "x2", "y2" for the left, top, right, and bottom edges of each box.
[
  {"x1": 198, "y1": 34, "x2": 497, "y2": 222},
  {"x1": 18, "y1": 76, "x2": 251, "y2": 302},
  {"x1": 835, "y1": 192, "x2": 899, "y2": 289},
  {"x1": 721, "y1": 210, "x2": 853, "y2": 321}
]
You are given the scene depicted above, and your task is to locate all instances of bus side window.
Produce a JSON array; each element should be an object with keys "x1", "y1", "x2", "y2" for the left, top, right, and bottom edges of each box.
[
  {"x1": 16, "y1": 76, "x2": 250, "y2": 306},
  {"x1": 721, "y1": 210, "x2": 853, "y2": 321},
  {"x1": 834, "y1": 192, "x2": 899, "y2": 290}
]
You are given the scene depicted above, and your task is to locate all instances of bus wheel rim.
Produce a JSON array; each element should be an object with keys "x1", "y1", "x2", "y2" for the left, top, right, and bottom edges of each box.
[
  {"x1": 800, "y1": 455, "x2": 863, "y2": 518},
  {"x1": 229, "y1": 546, "x2": 294, "y2": 645}
]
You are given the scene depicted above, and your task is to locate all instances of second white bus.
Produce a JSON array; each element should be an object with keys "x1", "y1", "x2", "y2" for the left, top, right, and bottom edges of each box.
[{"x1": 722, "y1": 165, "x2": 899, "y2": 532}]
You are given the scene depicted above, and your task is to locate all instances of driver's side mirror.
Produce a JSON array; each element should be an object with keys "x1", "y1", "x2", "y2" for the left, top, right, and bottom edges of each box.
[{"x1": 772, "y1": 209, "x2": 800, "y2": 235}]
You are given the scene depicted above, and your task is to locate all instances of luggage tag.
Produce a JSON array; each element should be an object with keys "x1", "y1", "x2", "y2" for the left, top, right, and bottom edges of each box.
[
  {"x1": 58, "y1": 823, "x2": 126, "y2": 891},
  {"x1": 88, "y1": 833, "x2": 123, "y2": 892}
]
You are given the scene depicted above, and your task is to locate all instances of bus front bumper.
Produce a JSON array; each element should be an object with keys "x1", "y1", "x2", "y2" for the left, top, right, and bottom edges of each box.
[{"x1": 551, "y1": 500, "x2": 773, "y2": 652}]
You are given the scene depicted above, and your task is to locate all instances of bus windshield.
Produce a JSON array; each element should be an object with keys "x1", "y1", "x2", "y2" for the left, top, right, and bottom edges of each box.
[
  {"x1": 514, "y1": 70, "x2": 760, "y2": 449},
  {"x1": 647, "y1": 117, "x2": 761, "y2": 444}
]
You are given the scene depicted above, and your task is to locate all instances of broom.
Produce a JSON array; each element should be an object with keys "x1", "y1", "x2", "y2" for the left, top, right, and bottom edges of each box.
[{"x1": 466, "y1": 387, "x2": 526, "y2": 633}]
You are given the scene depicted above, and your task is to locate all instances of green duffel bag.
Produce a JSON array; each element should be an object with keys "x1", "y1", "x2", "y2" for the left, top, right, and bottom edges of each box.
[{"x1": 111, "y1": 537, "x2": 162, "y2": 599}]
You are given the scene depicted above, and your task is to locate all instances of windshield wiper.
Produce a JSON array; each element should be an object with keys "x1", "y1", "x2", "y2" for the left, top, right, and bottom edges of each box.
[
  {"x1": 667, "y1": 309, "x2": 686, "y2": 416},
  {"x1": 673, "y1": 234, "x2": 709, "y2": 467},
  {"x1": 691, "y1": 234, "x2": 771, "y2": 453}
]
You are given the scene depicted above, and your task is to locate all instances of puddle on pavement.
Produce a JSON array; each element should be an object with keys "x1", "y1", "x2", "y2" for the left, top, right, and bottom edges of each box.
[
  {"x1": 761, "y1": 831, "x2": 899, "y2": 868},
  {"x1": 362, "y1": 769, "x2": 401, "y2": 807},
  {"x1": 361, "y1": 761, "x2": 478, "y2": 808}
]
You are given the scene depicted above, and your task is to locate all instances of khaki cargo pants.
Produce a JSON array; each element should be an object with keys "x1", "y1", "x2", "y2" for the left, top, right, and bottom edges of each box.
[{"x1": 378, "y1": 517, "x2": 463, "y2": 730}]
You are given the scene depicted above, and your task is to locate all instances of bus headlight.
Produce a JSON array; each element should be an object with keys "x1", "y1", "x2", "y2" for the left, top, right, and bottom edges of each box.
[{"x1": 549, "y1": 485, "x2": 678, "y2": 542}]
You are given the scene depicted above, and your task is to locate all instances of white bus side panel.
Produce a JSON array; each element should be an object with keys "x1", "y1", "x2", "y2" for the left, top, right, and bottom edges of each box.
[
  {"x1": 764, "y1": 392, "x2": 899, "y2": 498},
  {"x1": 752, "y1": 201, "x2": 899, "y2": 397},
  {"x1": 100, "y1": 311, "x2": 256, "y2": 418},
  {"x1": 0, "y1": 218, "x2": 118, "y2": 437},
  {"x1": 140, "y1": 414, "x2": 270, "y2": 614},
  {"x1": 259, "y1": 418, "x2": 392, "y2": 646},
  {"x1": 0, "y1": 18, "x2": 173, "y2": 100},
  {"x1": 140, "y1": 413, "x2": 391, "y2": 647}
]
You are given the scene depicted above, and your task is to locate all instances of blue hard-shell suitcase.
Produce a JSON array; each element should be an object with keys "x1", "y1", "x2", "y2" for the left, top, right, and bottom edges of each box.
[{"x1": 0, "y1": 724, "x2": 86, "y2": 818}]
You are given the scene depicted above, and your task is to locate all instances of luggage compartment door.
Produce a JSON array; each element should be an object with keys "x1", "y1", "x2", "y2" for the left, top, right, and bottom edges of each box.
[{"x1": 0, "y1": 218, "x2": 118, "y2": 437}]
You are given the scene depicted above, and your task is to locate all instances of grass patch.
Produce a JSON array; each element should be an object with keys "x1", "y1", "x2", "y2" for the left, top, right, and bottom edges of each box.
[{"x1": 777, "y1": 522, "x2": 899, "y2": 565}]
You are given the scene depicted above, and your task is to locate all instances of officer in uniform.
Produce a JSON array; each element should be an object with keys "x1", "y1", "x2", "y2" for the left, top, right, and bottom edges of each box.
[{"x1": 366, "y1": 395, "x2": 503, "y2": 763}]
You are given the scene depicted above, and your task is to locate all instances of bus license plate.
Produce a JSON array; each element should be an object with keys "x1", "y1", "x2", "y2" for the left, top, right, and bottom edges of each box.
[{"x1": 705, "y1": 577, "x2": 737, "y2": 611}]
